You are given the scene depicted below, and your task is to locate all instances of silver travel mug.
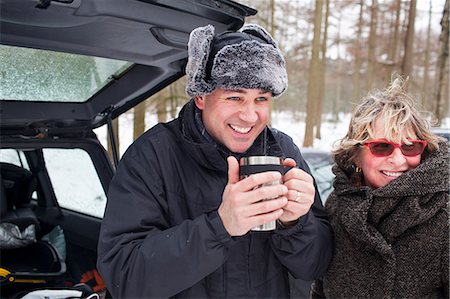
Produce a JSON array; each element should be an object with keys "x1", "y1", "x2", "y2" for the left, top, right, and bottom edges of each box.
[{"x1": 239, "y1": 156, "x2": 284, "y2": 231}]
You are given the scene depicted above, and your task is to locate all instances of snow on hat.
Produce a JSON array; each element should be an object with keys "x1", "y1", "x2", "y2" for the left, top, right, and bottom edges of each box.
[{"x1": 185, "y1": 24, "x2": 288, "y2": 97}]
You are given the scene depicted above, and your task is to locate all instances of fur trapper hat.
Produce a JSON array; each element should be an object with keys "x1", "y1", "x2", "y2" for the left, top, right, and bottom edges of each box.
[{"x1": 185, "y1": 24, "x2": 288, "y2": 97}]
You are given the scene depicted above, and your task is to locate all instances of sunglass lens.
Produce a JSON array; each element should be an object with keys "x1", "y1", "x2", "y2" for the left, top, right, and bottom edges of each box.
[
  {"x1": 369, "y1": 142, "x2": 393, "y2": 156},
  {"x1": 401, "y1": 142, "x2": 425, "y2": 156}
]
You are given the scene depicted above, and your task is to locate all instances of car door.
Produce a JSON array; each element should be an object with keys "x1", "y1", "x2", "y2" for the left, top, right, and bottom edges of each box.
[
  {"x1": 0, "y1": 134, "x2": 113, "y2": 259},
  {"x1": 0, "y1": 0, "x2": 256, "y2": 295}
]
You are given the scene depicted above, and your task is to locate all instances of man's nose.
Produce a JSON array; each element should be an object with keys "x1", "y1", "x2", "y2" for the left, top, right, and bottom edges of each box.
[{"x1": 238, "y1": 103, "x2": 258, "y2": 123}]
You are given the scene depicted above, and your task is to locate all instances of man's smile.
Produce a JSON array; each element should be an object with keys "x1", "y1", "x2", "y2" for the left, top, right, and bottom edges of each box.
[{"x1": 230, "y1": 124, "x2": 252, "y2": 134}]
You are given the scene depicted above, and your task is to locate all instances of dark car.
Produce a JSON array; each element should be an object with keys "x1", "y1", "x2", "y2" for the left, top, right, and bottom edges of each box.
[
  {"x1": 302, "y1": 149, "x2": 334, "y2": 203},
  {"x1": 431, "y1": 127, "x2": 450, "y2": 143},
  {"x1": 0, "y1": 1, "x2": 255, "y2": 297}
]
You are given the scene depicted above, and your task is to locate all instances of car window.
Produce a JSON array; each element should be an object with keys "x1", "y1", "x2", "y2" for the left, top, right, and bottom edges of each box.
[
  {"x1": 0, "y1": 148, "x2": 30, "y2": 169},
  {"x1": 43, "y1": 148, "x2": 106, "y2": 218},
  {"x1": 0, "y1": 44, "x2": 132, "y2": 103}
]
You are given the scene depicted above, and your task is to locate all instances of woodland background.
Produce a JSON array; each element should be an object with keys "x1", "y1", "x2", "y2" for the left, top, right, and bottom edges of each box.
[{"x1": 106, "y1": 0, "x2": 449, "y2": 158}]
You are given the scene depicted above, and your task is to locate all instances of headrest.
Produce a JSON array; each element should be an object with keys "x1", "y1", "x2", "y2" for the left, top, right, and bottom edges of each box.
[
  {"x1": 0, "y1": 172, "x2": 8, "y2": 218},
  {"x1": 0, "y1": 162, "x2": 37, "y2": 208}
]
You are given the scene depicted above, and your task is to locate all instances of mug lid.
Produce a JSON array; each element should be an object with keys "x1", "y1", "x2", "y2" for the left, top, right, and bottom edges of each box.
[{"x1": 239, "y1": 156, "x2": 283, "y2": 166}]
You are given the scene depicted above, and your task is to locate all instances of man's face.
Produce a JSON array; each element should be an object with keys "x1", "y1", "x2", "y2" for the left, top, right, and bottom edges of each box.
[{"x1": 194, "y1": 88, "x2": 272, "y2": 153}]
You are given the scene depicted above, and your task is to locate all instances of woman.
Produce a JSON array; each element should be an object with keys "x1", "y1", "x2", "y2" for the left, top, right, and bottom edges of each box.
[{"x1": 312, "y1": 77, "x2": 449, "y2": 298}]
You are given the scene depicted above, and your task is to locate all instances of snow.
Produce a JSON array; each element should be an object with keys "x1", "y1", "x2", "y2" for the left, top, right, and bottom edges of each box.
[
  {"x1": 93, "y1": 110, "x2": 355, "y2": 157},
  {"x1": 94, "y1": 109, "x2": 450, "y2": 157}
]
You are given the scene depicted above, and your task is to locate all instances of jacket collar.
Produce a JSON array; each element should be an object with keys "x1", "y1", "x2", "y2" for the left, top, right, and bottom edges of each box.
[{"x1": 330, "y1": 142, "x2": 449, "y2": 257}]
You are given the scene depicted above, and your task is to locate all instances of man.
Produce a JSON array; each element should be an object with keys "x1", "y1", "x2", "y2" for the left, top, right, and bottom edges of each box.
[{"x1": 97, "y1": 24, "x2": 332, "y2": 298}]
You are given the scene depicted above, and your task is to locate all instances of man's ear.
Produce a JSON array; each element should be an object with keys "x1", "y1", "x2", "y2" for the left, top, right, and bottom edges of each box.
[{"x1": 194, "y1": 95, "x2": 206, "y2": 110}]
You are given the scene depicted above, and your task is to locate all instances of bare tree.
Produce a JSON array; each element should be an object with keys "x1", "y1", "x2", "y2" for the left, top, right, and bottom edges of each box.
[
  {"x1": 383, "y1": 0, "x2": 401, "y2": 82},
  {"x1": 421, "y1": 0, "x2": 433, "y2": 109},
  {"x1": 367, "y1": 0, "x2": 378, "y2": 91},
  {"x1": 156, "y1": 88, "x2": 170, "y2": 123},
  {"x1": 315, "y1": 0, "x2": 330, "y2": 139},
  {"x1": 434, "y1": 0, "x2": 449, "y2": 125},
  {"x1": 304, "y1": 0, "x2": 323, "y2": 147},
  {"x1": 269, "y1": 0, "x2": 276, "y2": 126},
  {"x1": 133, "y1": 101, "x2": 146, "y2": 140},
  {"x1": 352, "y1": 0, "x2": 364, "y2": 102},
  {"x1": 191, "y1": 0, "x2": 447, "y2": 122},
  {"x1": 333, "y1": 5, "x2": 344, "y2": 122},
  {"x1": 401, "y1": 0, "x2": 417, "y2": 79},
  {"x1": 169, "y1": 82, "x2": 179, "y2": 119},
  {"x1": 270, "y1": 0, "x2": 275, "y2": 36}
]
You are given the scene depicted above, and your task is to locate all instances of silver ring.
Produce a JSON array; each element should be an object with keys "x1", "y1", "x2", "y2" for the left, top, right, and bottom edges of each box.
[{"x1": 295, "y1": 191, "x2": 301, "y2": 202}]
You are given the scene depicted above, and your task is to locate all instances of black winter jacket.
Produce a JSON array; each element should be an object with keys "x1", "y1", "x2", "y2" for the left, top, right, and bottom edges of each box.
[{"x1": 97, "y1": 100, "x2": 333, "y2": 298}]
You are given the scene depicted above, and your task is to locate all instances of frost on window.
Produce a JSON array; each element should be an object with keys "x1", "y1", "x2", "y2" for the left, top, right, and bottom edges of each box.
[
  {"x1": 0, "y1": 44, "x2": 131, "y2": 102},
  {"x1": 43, "y1": 148, "x2": 106, "y2": 218}
]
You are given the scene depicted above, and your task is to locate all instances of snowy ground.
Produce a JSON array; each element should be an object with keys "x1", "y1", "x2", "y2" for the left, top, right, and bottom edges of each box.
[
  {"x1": 94, "y1": 108, "x2": 449, "y2": 157},
  {"x1": 93, "y1": 110, "x2": 358, "y2": 157}
]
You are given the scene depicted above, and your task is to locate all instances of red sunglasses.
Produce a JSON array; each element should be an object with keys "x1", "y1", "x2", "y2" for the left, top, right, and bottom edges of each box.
[{"x1": 361, "y1": 140, "x2": 427, "y2": 157}]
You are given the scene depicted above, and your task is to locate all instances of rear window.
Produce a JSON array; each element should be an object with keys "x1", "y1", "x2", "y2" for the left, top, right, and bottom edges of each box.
[{"x1": 0, "y1": 44, "x2": 132, "y2": 103}]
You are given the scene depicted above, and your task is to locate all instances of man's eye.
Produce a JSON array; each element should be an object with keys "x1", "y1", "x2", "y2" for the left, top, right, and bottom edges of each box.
[
  {"x1": 226, "y1": 96, "x2": 240, "y2": 101},
  {"x1": 256, "y1": 97, "x2": 268, "y2": 102}
]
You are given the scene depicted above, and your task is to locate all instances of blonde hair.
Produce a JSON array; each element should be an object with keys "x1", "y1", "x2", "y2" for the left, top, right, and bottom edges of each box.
[{"x1": 333, "y1": 75, "x2": 441, "y2": 171}]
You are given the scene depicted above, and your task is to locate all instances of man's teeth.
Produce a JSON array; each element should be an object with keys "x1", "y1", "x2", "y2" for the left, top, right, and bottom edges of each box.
[
  {"x1": 382, "y1": 171, "x2": 403, "y2": 177},
  {"x1": 230, "y1": 125, "x2": 251, "y2": 134}
]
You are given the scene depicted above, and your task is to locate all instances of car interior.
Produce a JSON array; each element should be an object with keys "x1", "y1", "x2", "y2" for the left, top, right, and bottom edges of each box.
[
  {"x1": 0, "y1": 162, "x2": 68, "y2": 289},
  {"x1": 0, "y1": 0, "x2": 256, "y2": 297},
  {"x1": 0, "y1": 144, "x2": 112, "y2": 297}
]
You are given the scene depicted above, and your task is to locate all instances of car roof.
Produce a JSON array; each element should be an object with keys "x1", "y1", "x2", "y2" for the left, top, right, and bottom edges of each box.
[
  {"x1": 0, "y1": 0, "x2": 256, "y2": 135},
  {"x1": 431, "y1": 127, "x2": 450, "y2": 140}
]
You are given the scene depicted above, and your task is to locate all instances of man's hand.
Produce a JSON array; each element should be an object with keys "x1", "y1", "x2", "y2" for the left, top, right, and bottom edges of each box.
[
  {"x1": 218, "y1": 156, "x2": 288, "y2": 236},
  {"x1": 278, "y1": 158, "x2": 315, "y2": 226}
]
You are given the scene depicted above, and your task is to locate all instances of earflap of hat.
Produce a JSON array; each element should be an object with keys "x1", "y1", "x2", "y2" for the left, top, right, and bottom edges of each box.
[
  {"x1": 240, "y1": 24, "x2": 277, "y2": 48},
  {"x1": 185, "y1": 25, "x2": 216, "y2": 97}
]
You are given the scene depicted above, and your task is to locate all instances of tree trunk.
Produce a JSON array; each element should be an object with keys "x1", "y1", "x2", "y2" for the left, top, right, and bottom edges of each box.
[
  {"x1": 434, "y1": 0, "x2": 449, "y2": 125},
  {"x1": 268, "y1": 0, "x2": 276, "y2": 127},
  {"x1": 388, "y1": 0, "x2": 402, "y2": 78},
  {"x1": 378, "y1": 3, "x2": 389, "y2": 84},
  {"x1": 303, "y1": 0, "x2": 323, "y2": 147},
  {"x1": 270, "y1": 0, "x2": 275, "y2": 37},
  {"x1": 352, "y1": 0, "x2": 364, "y2": 102},
  {"x1": 169, "y1": 83, "x2": 178, "y2": 119},
  {"x1": 401, "y1": 0, "x2": 417, "y2": 80},
  {"x1": 334, "y1": 7, "x2": 343, "y2": 122},
  {"x1": 133, "y1": 101, "x2": 146, "y2": 141},
  {"x1": 366, "y1": 0, "x2": 378, "y2": 91},
  {"x1": 156, "y1": 88, "x2": 169, "y2": 123},
  {"x1": 421, "y1": 0, "x2": 433, "y2": 109},
  {"x1": 315, "y1": 0, "x2": 330, "y2": 139}
]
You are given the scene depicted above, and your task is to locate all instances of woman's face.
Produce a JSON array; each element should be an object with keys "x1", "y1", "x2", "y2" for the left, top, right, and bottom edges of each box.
[{"x1": 355, "y1": 120, "x2": 422, "y2": 189}]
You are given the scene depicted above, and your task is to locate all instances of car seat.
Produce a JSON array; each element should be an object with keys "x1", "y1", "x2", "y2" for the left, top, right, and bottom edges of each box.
[
  {"x1": 0, "y1": 163, "x2": 39, "y2": 235},
  {"x1": 0, "y1": 163, "x2": 66, "y2": 295}
]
